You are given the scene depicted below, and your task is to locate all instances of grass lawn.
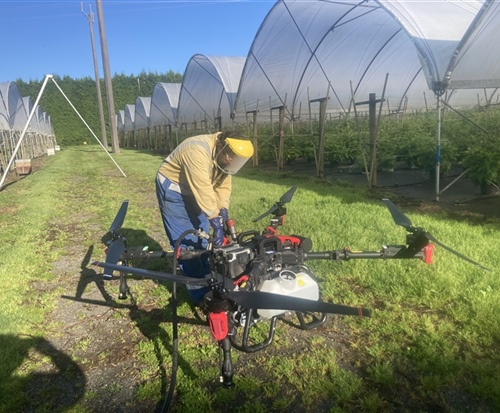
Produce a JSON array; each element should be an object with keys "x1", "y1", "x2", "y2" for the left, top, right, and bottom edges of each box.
[{"x1": 0, "y1": 146, "x2": 498, "y2": 413}]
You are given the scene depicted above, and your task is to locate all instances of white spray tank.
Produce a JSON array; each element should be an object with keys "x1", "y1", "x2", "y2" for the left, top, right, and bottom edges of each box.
[{"x1": 256, "y1": 266, "x2": 319, "y2": 319}]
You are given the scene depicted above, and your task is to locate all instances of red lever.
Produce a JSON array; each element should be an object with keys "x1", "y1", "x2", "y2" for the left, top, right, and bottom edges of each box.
[
  {"x1": 423, "y1": 244, "x2": 435, "y2": 264},
  {"x1": 208, "y1": 312, "x2": 229, "y2": 341}
]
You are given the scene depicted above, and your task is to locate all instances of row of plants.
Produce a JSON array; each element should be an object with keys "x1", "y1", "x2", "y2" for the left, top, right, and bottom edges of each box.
[{"x1": 251, "y1": 105, "x2": 500, "y2": 190}]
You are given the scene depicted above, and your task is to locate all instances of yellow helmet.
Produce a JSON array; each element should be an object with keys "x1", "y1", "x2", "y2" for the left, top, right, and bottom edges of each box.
[
  {"x1": 225, "y1": 138, "x2": 254, "y2": 158},
  {"x1": 216, "y1": 137, "x2": 254, "y2": 175}
]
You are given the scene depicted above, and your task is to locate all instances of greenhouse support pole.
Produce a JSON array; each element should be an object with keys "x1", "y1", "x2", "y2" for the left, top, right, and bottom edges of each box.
[
  {"x1": 355, "y1": 93, "x2": 382, "y2": 187},
  {"x1": 246, "y1": 108, "x2": 259, "y2": 167},
  {"x1": 0, "y1": 75, "x2": 52, "y2": 191},
  {"x1": 368, "y1": 93, "x2": 378, "y2": 187},
  {"x1": 350, "y1": 81, "x2": 371, "y2": 186},
  {"x1": 253, "y1": 110, "x2": 259, "y2": 167},
  {"x1": 435, "y1": 95, "x2": 441, "y2": 201},
  {"x1": 277, "y1": 105, "x2": 285, "y2": 172},
  {"x1": 310, "y1": 96, "x2": 328, "y2": 179}
]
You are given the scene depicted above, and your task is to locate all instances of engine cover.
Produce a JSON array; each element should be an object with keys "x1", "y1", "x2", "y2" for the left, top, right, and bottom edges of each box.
[{"x1": 214, "y1": 244, "x2": 254, "y2": 279}]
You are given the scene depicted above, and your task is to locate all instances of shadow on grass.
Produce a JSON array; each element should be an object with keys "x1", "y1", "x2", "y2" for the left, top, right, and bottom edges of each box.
[
  {"x1": 0, "y1": 334, "x2": 86, "y2": 411},
  {"x1": 60, "y1": 237, "x2": 209, "y2": 410}
]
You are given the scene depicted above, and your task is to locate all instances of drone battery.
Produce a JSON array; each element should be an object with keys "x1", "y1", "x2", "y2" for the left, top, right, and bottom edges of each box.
[
  {"x1": 256, "y1": 266, "x2": 319, "y2": 319},
  {"x1": 216, "y1": 244, "x2": 253, "y2": 279}
]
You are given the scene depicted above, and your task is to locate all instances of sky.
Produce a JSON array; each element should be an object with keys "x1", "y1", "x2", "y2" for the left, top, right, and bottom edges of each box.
[{"x1": 0, "y1": 0, "x2": 276, "y2": 83}]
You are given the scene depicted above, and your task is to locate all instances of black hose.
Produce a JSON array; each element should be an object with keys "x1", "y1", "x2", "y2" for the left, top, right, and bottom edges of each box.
[{"x1": 160, "y1": 228, "x2": 201, "y2": 413}]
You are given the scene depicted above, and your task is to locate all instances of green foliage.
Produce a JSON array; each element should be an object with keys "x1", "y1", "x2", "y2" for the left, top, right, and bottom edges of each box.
[
  {"x1": 461, "y1": 134, "x2": 500, "y2": 186},
  {"x1": 267, "y1": 105, "x2": 500, "y2": 186},
  {"x1": 16, "y1": 70, "x2": 182, "y2": 146}
]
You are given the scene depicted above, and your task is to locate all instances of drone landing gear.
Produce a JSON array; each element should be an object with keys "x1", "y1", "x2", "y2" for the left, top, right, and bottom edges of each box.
[
  {"x1": 296, "y1": 311, "x2": 328, "y2": 330},
  {"x1": 230, "y1": 309, "x2": 327, "y2": 353},
  {"x1": 219, "y1": 337, "x2": 234, "y2": 388},
  {"x1": 118, "y1": 270, "x2": 130, "y2": 300},
  {"x1": 230, "y1": 309, "x2": 278, "y2": 353}
]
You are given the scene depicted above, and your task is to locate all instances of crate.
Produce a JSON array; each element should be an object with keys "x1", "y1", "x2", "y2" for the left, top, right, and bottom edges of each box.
[{"x1": 15, "y1": 159, "x2": 32, "y2": 175}]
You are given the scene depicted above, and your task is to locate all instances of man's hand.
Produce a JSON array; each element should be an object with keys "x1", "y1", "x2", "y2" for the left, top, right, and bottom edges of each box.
[
  {"x1": 219, "y1": 208, "x2": 229, "y2": 222},
  {"x1": 209, "y1": 216, "x2": 224, "y2": 246}
]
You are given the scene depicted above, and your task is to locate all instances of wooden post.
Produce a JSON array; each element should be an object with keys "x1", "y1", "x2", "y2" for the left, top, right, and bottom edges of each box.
[
  {"x1": 277, "y1": 106, "x2": 285, "y2": 172},
  {"x1": 246, "y1": 110, "x2": 259, "y2": 167},
  {"x1": 368, "y1": 93, "x2": 377, "y2": 186},
  {"x1": 355, "y1": 93, "x2": 383, "y2": 186},
  {"x1": 309, "y1": 97, "x2": 329, "y2": 178}
]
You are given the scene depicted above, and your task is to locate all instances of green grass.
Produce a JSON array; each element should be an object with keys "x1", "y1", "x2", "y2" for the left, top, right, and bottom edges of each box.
[{"x1": 0, "y1": 146, "x2": 499, "y2": 412}]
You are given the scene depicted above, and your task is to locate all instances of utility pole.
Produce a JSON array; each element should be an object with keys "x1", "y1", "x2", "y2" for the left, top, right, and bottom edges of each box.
[
  {"x1": 81, "y1": 3, "x2": 107, "y2": 148},
  {"x1": 95, "y1": 0, "x2": 119, "y2": 153}
]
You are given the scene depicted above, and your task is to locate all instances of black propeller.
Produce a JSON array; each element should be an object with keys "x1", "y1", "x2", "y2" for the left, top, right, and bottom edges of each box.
[
  {"x1": 382, "y1": 198, "x2": 413, "y2": 230},
  {"x1": 92, "y1": 261, "x2": 370, "y2": 317},
  {"x1": 108, "y1": 200, "x2": 129, "y2": 235},
  {"x1": 382, "y1": 198, "x2": 490, "y2": 271},
  {"x1": 93, "y1": 261, "x2": 209, "y2": 285},
  {"x1": 224, "y1": 290, "x2": 370, "y2": 317},
  {"x1": 253, "y1": 186, "x2": 298, "y2": 222},
  {"x1": 103, "y1": 200, "x2": 129, "y2": 278}
]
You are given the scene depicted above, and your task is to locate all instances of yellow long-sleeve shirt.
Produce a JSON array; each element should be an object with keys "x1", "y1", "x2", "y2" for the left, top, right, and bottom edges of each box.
[{"x1": 157, "y1": 133, "x2": 231, "y2": 219}]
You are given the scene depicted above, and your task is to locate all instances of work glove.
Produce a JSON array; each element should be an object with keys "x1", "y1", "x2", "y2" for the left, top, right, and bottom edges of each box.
[
  {"x1": 219, "y1": 208, "x2": 229, "y2": 222},
  {"x1": 209, "y1": 216, "x2": 224, "y2": 246}
]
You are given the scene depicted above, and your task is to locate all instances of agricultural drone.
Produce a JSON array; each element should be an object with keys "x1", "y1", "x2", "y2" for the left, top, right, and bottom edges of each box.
[{"x1": 92, "y1": 186, "x2": 489, "y2": 410}]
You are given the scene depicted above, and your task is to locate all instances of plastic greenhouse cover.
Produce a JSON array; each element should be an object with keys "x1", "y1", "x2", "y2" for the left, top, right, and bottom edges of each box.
[
  {"x1": 150, "y1": 83, "x2": 181, "y2": 127},
  {"x1": 177, "y1": 54, "x2": 245, "y2": 130},
  {"x1": 234, "y1": 0, "x2": 500, "y2": 121},
  {"x1": 0, "y1": 113, "x2": 8, "y2": 129},
  {"x1": 22, "y1": 96, "x2": 44, "y2": 134},
  {"x1": 378, "y1": 0, "x2": 500, "y2": 90},
  {"x1": 124, "y1": 104, "x2": 135, "y2": 132},
  {"x1": 0, "y1": 81, "x2": 27, "y2": 131},
  {"x1": 22, "y1": 96, "x2": 39, "y2": 131},
  {"x1": 134, "y1": 96, "x2": 151, "y2": 129},
  {"x1": 36, "y1": 107, "x2": 45, "y2": 133},
  {"x1": 116, "y1": 110, "x2": 125, "y2": 132},
  {"x1": 44, "y1": 113, "x2": 50, "y2": 133}
]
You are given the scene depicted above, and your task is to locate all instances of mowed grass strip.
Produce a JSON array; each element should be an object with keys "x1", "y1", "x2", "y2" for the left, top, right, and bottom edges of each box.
[{"x1": 0, "y1": 146, "x2": 499, "y2": 412}]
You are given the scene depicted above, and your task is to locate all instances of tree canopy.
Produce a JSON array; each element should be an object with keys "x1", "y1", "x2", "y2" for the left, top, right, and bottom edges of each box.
[{"x1": 16, "y1": 70, "x2": 182, "y2": 146}]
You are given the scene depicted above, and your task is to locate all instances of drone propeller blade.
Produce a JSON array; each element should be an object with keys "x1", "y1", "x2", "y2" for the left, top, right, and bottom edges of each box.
[
  {"x1": 93, "y1": 261, "x2": 210, "y2": 285},
  {"x1": 109, "y1": 200, "x2": 129, "y2": 234},
  {"x1": 424, "y1": 231, "x2": 491, "y2": 271},
  {"x1": 103, "y1": 238, "x2": 126, "y2": 277},
  {"x1": 382, "y1": 198, "x2": 413, "y2": 230},
  {"x1": 383, "y1": 199, "x2": 490, "y2": 271},
  {"x1": 224, "y1": 290, "x2": 371, "y2": 317},
  {"x1": 253, "y1": 186, "x2": 298, "y2": 222},
  {"x1": 279, "y1": 185, "x2": 298, "y2": 204},
  {"x1": 253, "y1": 205, "x2": 278, "y2": 223}
]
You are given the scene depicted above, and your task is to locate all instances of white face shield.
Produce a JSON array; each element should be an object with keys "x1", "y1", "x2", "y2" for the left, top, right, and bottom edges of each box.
[{"x1": 215, "y1": 138, "x2": 254, "y2": 175}]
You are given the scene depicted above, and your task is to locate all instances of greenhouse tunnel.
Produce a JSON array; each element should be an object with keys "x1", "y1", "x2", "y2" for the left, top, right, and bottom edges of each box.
[
  {"x1": 177, "y1": 54, "x2": 245, "y2": 132},
  {"x1": 232, "y1": 0, "x2": 500, "y2": 195},
  {"x1": 123, "y1": 104, "x2": 136, "y2": 148},
  {"x1": 234, "y1": 0, "x2": 500, "y2": 121},
  {"x1": 112, "y1": 0, "x2": 500, "y2": 197},
  {"x1": 134, "y1": 96, "x2": 151, "y2": 149},
  {"x1": 149, "y1": 82, "x2": 181, "y2": 151}
]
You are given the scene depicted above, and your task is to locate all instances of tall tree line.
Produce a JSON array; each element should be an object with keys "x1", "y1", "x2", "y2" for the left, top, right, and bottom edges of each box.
[{"x1": 16, "y1": 70, "x2": 182, "y2": 146}]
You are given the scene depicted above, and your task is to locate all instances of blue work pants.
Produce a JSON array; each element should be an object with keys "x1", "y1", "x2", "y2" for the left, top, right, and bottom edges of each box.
[{"x1": 156, "y1": 175, "x2": 211, "y2": 304}]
